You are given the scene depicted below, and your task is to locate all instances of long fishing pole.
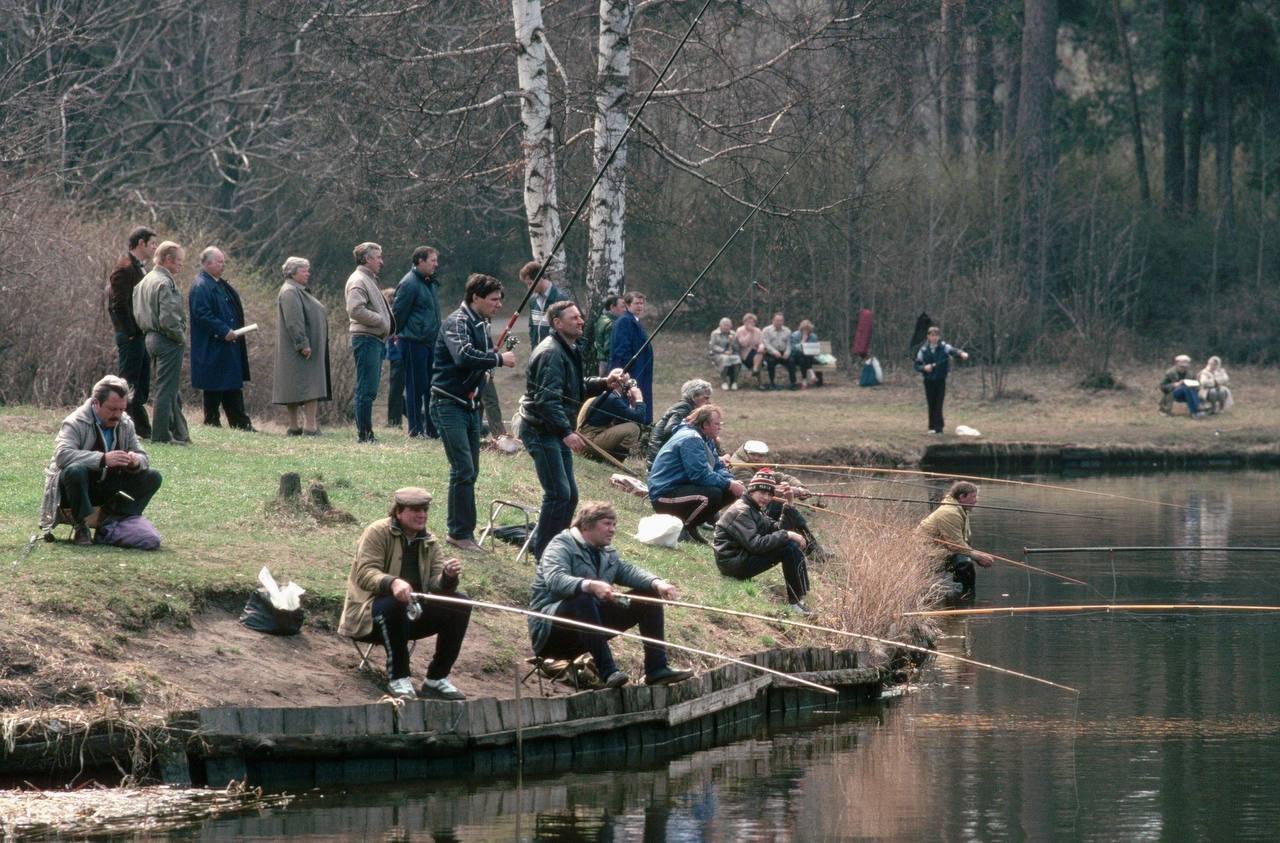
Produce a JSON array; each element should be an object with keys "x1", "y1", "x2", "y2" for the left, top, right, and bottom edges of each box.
[
  {"x1": 620, "y1": 110, "x2": 841, "y2": 374},
  {"x1": 810, "y1": 491, "x2": 1105, "y2": 520},
  {"x1": 906, "y1": 603, "x2": 1280, "y2": 618},
  {"x1": 787, "y1": 499, "x2": 1090, "y2": 587},
  {"x1": 622, "y1": 594, "x2": 1077, "y2": 694},
  {"x1": 1023, "y1": 546, "x2": 1280, "y2": 555},
  {"x1": 739, "y1": 461, "x2": 1191, "y2": 511},
  {"x1": 494, "y1": 0, "x2": 717, "y2": 348},
  {"x1": 412, "y1": 592, "x2": 837, "y2": 694}
]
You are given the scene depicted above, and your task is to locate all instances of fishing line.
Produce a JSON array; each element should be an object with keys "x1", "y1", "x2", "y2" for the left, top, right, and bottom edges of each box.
[{"x1": 494, "y1": 0, "x2": 718, "y2": 348}]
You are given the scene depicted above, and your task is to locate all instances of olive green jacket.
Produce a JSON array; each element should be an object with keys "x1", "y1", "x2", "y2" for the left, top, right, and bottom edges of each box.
[
  {"x1": 132, "y1": 266, "x2": 187, "y2": 344},
  {"x1": 338, "y1": 517, "x2": 454, "y2": 639},
  {"x1": 916, "y1": 495, "x2": 971, "y2": 553}
]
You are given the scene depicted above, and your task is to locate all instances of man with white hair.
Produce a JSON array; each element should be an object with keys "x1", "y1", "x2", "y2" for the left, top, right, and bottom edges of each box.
[
  {"x1": 346, "y1": 241, "x2": 394, "y2": 443},
  {"x1": 1159, "y1": 354, "x2": 1205, "y2": 417},
  {"x1": 189, "y1": 247, "x2": 254, "y2": 431},
  {"x1": 39, "y1": 376, "x2": 163, "y2": 546},
  {"x1": 645, "y1": 379, "x2": 713, "y2": 469}
]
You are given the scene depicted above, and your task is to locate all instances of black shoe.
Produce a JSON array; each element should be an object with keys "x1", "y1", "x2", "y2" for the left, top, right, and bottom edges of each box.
[
  {"x1": 678, "y1": 526, "x2": 708, "y2": 545},
  {"x1": 604, "y1": 670, "x2": 630, "y2": 689},
  {"x1": 358, "y1": 431, "x2": 378, "y2": 444},
  {"x1": 72, "y1": 525, "x2": 93, "y2": 547},
  {"x1": 645, "y1": 667, "x2": 694, "y2": 686},
  {"x1": 286, "y1": 427, "x2": 303, "y2": 436}
]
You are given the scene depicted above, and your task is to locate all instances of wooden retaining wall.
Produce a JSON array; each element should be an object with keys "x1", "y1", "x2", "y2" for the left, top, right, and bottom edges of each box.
[{"x1": 172, "y1": 647, "x2": 882, "y2": 788}]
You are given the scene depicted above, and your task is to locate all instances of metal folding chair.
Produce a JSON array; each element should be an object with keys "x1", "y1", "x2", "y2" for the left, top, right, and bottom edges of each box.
[
  {"x1": 477, "y1": 499, "x2": 537, "y2": 564},
  {"x1": 352, "y1": 638, "x2": 416, "y2": 673}
]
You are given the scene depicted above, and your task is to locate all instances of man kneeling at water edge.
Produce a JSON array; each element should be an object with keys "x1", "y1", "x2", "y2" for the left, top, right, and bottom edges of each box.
[
  {"x1": 916, "y1": 480, "x2": 994, "y2": 599},
  {"x1": 338, "y1": 487, "x2": 472, "y2": 700},
  {"x1": 528, "y1": 501, "x2": 694, "y2": 688}
]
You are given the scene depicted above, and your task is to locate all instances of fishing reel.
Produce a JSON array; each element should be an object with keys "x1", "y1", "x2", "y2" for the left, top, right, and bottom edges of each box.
[{"x1": 503, "y1": 334, "x2": 520, "y2": 352}]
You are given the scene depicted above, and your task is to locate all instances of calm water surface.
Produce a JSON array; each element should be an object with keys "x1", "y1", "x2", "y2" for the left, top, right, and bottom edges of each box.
[{"x1": 190, "y1": 471, "x2": 1280, "y2": 841}]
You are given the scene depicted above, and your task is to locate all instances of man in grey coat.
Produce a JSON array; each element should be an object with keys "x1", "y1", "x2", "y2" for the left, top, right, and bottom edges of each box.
[
  {"x1": 133, "y1": 241, "x2": 190, "y2": 445},
  {"x1": 527, "y1": 501, "x2": 693, "y2": 688},
  {"x1": 39, "y1": 376, "x2": 162, "y2": 545}
]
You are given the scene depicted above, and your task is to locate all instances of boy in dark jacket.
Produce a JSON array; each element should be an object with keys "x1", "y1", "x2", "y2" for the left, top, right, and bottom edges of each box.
[{"x1": 913, "y1": 325, "x2": 969, "y2": 434}]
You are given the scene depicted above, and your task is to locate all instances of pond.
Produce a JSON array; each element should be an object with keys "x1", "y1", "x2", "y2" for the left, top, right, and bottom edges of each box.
[{"x1": 185, "y1": 470, "x2": 1280, "y2": 841}]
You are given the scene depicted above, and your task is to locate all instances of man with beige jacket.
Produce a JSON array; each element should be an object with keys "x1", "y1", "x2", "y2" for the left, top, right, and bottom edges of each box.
[
  {"x1": 132, "y1": 241, "x2": 190, "y2": 445},
  {"x1": 345, "y1": 242, "x2": 394, "y2": 443},
  {"x1": 916, "y1": 480, "x2": 994, "y2": 598}
]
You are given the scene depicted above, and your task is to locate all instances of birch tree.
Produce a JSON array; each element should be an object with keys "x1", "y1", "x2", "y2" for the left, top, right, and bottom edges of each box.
[
  {"x1": 584, "y1": 0, "x2": 634, "y2": 306},
  {"x1": 512, "y1": 0, "x2": 566, "y2": 285}
]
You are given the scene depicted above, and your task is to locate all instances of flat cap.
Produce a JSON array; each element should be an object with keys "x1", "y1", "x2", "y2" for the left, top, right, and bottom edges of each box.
[{"x1": 394, "y1": 487, "x2": 432, "y2": 506}]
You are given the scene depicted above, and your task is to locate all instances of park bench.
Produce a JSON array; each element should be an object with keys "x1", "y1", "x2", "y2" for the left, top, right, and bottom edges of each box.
[{"x1": 804, "y1": 340, "x2": 837, "y2": 386}]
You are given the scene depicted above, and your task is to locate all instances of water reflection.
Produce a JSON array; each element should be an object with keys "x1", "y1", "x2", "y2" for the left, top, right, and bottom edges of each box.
[{"x1": 189, "y1": 471, "x2": 1280, "y2": 841}]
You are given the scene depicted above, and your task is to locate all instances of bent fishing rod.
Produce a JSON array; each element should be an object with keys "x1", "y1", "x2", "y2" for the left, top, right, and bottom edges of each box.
[
  {"x1": 412, "y1": 592, "x2": 836, "y2": 694},
  {"x1": 787, "y1": 499, "x2": 1090, "y2": 587},
  {"x1": 808, "y1": 491, "x2": 1105, "y2": 520},
  {"x1": 621, "y1": 593, "x2": 1076, "y2": 694},
  {"x1": 494, "y1": 0, "x2": 716, "y2": 349},
  {"x1": 620, "y1": 111, "x2": 841, "y2": 374}
]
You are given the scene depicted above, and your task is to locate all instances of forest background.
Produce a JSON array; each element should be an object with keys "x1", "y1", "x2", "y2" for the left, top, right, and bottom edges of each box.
[{"x1": 2, "y1": 0, "x2": 1277, "y2": 413}]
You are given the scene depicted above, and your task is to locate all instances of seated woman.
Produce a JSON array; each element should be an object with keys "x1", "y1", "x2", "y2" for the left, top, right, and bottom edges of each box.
[
  {"x1": 735, "y1": 313, "x2": 764, "y2": 389},
  {"x1": 337, "y1": 487, "x2": 472, "y2": 701},
  {"x1": 712, "y1": 469, "x2": 810, "y2": 613},
  {"x1": 708, "y1": 317, "x2": 742, "y2": 390},
  {"x1": 789, "y1": 319, "x2": 821, "y2": 388},
  {"x1": 1198, "y1": 356, "x2": 1233, "y2": 414}
]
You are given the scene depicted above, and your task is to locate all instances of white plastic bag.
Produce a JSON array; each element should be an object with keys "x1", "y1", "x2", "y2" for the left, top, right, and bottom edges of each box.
[
  {"x1": 633, "y1": 514, "x2": 685, "y2": 548},
  {"x1": 954, "y1": 424, "x2": 981, "y2": 437},
  {"x1": 258, "y1": 566, "x2": 306, "y2": 611}
]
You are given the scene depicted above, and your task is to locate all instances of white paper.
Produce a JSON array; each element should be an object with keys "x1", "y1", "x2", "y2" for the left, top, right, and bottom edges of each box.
[{"x1": 233, "y1": 323, "x2": 259, "y2": 337}]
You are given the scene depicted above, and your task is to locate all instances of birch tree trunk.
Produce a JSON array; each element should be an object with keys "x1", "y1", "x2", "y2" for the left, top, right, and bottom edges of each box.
[
  {"x1": 585, "y1": 0, "x2": 635, "y2": 308},
  {"x1": 512, "y1": 0, "x2": 565, "y2": 284}
]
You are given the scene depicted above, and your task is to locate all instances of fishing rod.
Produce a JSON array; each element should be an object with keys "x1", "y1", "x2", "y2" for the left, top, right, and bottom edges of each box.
[
  {"x1": 620, "y1": 110, "x2": 841, "y2": 374},
  {"x1": 788, "y1": 499, "x2": 1090, "y2": 587},
  {"x1": 1024, "y1": 546, "x2": 1280, "y2": 555},
  {"x1": 738, "y1": 461, "x2": 1191, "y2": 511},
  {"x1": 906, "y1": 603, "x2": 1280, "y2": 618},
  {"x1": 494, "y1": 0, "x2": 717, "y2": 349},
  {"x1": 622, "y1": 594, "x2": 1077, "y2": 694},
  {"x1": 810, "y1": 491, "x2": 1106, "y2": 521},
  {"x1": 412, "y1": 592, "x2": 837, "y2": 694}
]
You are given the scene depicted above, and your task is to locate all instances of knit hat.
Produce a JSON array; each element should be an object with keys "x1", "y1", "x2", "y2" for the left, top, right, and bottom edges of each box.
[{"x1": 747, "y1": 469, "x2": 778, "y2": 493}]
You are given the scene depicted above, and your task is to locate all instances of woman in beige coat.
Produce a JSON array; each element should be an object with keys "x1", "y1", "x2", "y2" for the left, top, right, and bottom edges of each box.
[
  {"x1": 1198, "y1": 355, "x2": 1233, "y2": 414},
  {"x1": 272, "y1": 257, "x2": 331, "y2": 434}
]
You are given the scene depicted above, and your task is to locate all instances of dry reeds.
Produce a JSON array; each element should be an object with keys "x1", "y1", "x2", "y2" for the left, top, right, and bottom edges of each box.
[{"x1": 810, "y1": 496, "x2": 948, "y2": 649}]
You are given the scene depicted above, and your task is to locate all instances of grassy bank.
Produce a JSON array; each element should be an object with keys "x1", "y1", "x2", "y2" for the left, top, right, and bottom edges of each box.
[{"x1": 0, "y1": 405, "x2": 931, "y2": 714}]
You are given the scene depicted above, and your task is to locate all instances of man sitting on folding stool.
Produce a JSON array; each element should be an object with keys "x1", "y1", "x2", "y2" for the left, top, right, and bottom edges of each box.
[{"x1": 338, "y1": 487, "x2": 472, "y2": 700}]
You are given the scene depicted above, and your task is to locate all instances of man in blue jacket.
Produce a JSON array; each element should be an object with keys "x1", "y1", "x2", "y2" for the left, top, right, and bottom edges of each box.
[
  {"x1": 394, "y1": 247, "x2": 442, "y2": 439},
  {"x1": 647, "y1": 404, "x2": 745, "y2": 543},
  {"x1": 579, "y1": 380, "x2": 647, "y2": 463},
  {"x1": 430, "y1": 274, "x2": 516, "y2": 551},
  {"x1": 913, "y1": 325, "x2": 969, "y2": 435},
  {"x1": 188, "y1": 247, "x2": 253, "y2": 431},
  {"x1": 608, "y1": 291, "x2": 654, "y2": 423}
]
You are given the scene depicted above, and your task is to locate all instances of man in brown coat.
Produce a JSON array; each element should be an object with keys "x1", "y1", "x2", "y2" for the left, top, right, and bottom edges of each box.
[
  {"x1": 338, "y1": 487, "x2": 472, "y2": 700},
  {"x1": 916, "y1": 480, "x2": 994, "y2": 598},
  {"x1": 107, "y1": 226, "x2": 156, "y2": 438}
]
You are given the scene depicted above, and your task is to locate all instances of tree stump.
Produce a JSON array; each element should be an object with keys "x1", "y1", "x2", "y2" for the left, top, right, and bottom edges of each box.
[
  {"x1": 304, "y1": 482, "x2": 356, "y2": 525},
  {"x1": 277, "y1": 472, "x2": 303, "y2": 501}
]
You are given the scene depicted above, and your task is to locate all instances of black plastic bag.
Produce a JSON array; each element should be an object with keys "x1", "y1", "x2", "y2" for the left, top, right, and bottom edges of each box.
[
  {"x1": 239, "y1": 588, "x2": 305, "y2": 636},
  {"x1": 491, "y1": 524, "x2": 531, "y2": 547}
]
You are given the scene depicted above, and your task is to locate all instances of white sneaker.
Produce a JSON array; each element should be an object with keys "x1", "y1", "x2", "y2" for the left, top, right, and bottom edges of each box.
[
  {"x1": 730, "y1": 382, "x2": 739, "y2": 390},
  {"x1": 420, "y1": 676, "x2": 466, "y2": 700},
  {"x1": 721, "y1": 382, "x2": 729, "y2": 390},
  {"x1": 387, "y1": 677, "x2": 417, "y2": 700}
]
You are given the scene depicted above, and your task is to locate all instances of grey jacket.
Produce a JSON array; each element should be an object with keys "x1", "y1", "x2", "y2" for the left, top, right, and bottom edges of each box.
[
  {"x1": 40, "y1": 400, "x2": 150, "y2": 532},
  {"x1": 527, "y1": 527, "x2": 660, "y2": 653},
  {"x1": 712, "y1": 496, "x2": 791, "y2": 572},
  {"x1": 344, "y1": 265, "x2": 393, "y2": 339},
  {"x1": 132, "y1": 266, "x2": 187, "y2": 344}
]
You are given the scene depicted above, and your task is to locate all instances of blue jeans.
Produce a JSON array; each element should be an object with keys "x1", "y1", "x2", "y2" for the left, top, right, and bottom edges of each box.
[
  {"x1": 1173, "y1": 383, "x2": 1201, "y2": 415},
  {"x1": 402, "y1": 338, "x2": 437, "y2": 437},
  {"x1": 523, "y1": 427, "x2": 578, "y2": 559},
  {"x1": 430, "y1": 399, "x2": 482, "y2": 540},
  {"x1": 351, "y1": 334, "x2": 385, "y2": 437}
]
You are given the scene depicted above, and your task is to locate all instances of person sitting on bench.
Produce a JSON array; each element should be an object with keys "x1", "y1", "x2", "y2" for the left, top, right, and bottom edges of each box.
[
  {"x1": 38, "y1": 375, "x2": 162, "y2": 546},
  {"x1": 528, "y1": 501, "x2": 694, "y2": 688},
  {"x1": 338, "y1": 487, "x2": 472, "y2": 701}
]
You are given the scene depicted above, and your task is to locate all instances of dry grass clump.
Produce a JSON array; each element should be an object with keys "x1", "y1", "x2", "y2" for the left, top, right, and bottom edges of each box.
[
  {"x1": 0, "y1": 781, "x2": 290, "y2": 838},
  {"x1": 810, "y1": 500, "x2": 948, "y2": 648}
]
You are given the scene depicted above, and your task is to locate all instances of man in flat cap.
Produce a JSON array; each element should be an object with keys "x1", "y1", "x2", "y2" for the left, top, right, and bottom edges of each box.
[{"x1": 338, "y1": 487, "x2": 472, "y2": 700}]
